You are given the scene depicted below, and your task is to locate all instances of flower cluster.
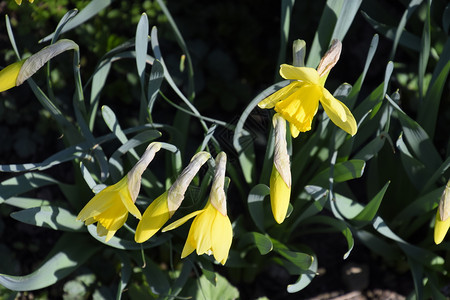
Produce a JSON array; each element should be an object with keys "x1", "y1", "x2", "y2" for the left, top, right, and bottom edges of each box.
[
  {"x1": 258, "y1": 39, "x2": 358, "y2": 223},
  {"x1": 77, "y1": 146, "x2": 233, "y2": 264},
  {"x1": 76, "y1": 40, "x2": 360, "y2": 263}
]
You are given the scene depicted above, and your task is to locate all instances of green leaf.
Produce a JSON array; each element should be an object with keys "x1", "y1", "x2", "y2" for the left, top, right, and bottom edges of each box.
[
  {"x1": 394, "y1": 187, "x2": 442, "y2": 222},
  {"x1": 140, "y1": 257, "x2": 170, "y2": 296},
  {"x1": 417, "y1": 0, "x2": 430, "y2": 100},
  {"x1": 147, "y1": 60, "x2": 164, "y2": 115},
  {"x1": 0, "y1": 173, "x2": 59, "y2": 203},
  {"x1": 277, "y1": 0, "x2": 295, "y2": 70},
  {"x1": 330, "y1": 0, "x2": 362, "y2": 41},
  {"x1": 50, "y1": 9, "x2": 78, "y2": 44},
  {"x1": 88, "y1": 58, "x2": 111, "y2": 129},
  {"x1": 234, "y1": 80, "x2": 290, "y2": 184},
  {"x1": 303, "y1": 215, "x2": 354, "y2": 259},
  {"x1": 102, "y1": 105, "x2": 139, "y2": 160},
  {"x1": 361, "y1": 11, "x2": 421, "y2": 52},
  {"x1": 372, "y1": 216, "x2": 444, "y2": 268},
  {"x1": 286, "y1": 252, "x2": 318, "y2": 293},
  {"x1": 418, "y1": 58, "x2": 450, "y2": 139},
  {"x1": 136, "y1": 13, "x2": 149, "y2": 82},
  {"x1": 276, "y1": 249, "x2": 313, "y2": 270},
  {"x1": 40, "y1": 0, "x2": 113, "y2": 43},
  {"x1": 10, "y1": 206, "x2": 84, "y2": 232},
  {"x1": 155, "y1": 0, "x2": 195, "y2": 100},
  {"x1": 247, "y1": 184, "x2": 270, "y2": 232},
  {"x1": 394, "y1": 106, "x2": 442, "y2": 171},
  {"x1": 0, "y1": 143, "x2": 91, "y2": 172},
  {"x1": 3, "y1": 197, "x2": 51, "y2": 209},
  {"x1": 108, "y1": 130, "x2": 161, "y2": 180},
  {"x1": 239, "y1": 232, "x2": 273, "y2": 255},
  {"x1": 353, "y1": 132, "x2": 387, "y2": 161},
  {"x1": 352, "y1": 181, "x2": 390, "y2": 226},
  {"x1": 346, "y1": 34, "x2": 379, "y2": 108},
  {"x1": 170, "y1": 262, "x2": 193, "y2": 298},
  {"x1": 116, "y1": 252, "x2": 132, "y2": 300},
  {"x1": 309, "y1": 159, "x2": 365, "y2": 187},
  {"x1": 443, "y1": 4, "x2": 450, "y2": 33},
  {"x1": 307, "y1": 0, "x2": 362, "y2": 68},
  {"x1": 355, "y1": 230, "x2": 400, "y2": 261},
  {"x1": 190, "y1": 273, "x2": 239, "y2": 300},
  {"x1": 0, "y1": 233, "x2": 99, "y2": 291}
]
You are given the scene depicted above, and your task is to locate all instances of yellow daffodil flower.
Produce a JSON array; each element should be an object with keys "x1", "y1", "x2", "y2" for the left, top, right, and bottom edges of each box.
[
  {"x1": 270, "y1": 114, "x2": 291, "y2": 224},
  {"x1": 77, "y1": 142, "x2": 161, "y2": 242},
  {"x1": 135, "y1": 151, "x2": 211, "y2": 243},
  {"x1": 0, "y1": 39, "x2": 78, "y2": 92},
  {"x1": 15, "y1": 0, "x2": 34, "y2": 5},
  {"x1": 258, "y1": 40, "x2": 357, "y2": 138},
  {"x1": 434, "y1": 180, "x2": 450, "y2": 244},
  {"x1": 162, "y1": 152, "x2": 232, "y2": 265}
]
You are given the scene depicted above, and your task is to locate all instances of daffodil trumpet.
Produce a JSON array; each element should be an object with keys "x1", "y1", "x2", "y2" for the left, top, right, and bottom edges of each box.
[
  {"x1": 0, "y1": 39, "x2": 78, "y2": 92},
  {"x1": 162, "y1": 152, "x2": 233, "y2": 265},
  {"x1": 134, "y1": 151, "x2": 211, "y2": 243},
  {"x1": 270, "y1": 114, "x2": 291, "y2": 224},
  {"x1": 77, "y1": 142, "x2": 161, "y2": 242},
  {"x1": 434, "y1": 180, "x2": 450, "y2": 245},
  {"x1": 258, "y1": 39, "x2": 357, "y2": 138}
]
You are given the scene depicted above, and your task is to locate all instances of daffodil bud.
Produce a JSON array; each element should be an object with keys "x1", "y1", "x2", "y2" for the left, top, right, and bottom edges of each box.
[
  {"x1": 209, "y1": 152, "x2": 227, "y2": 216},
  {"x1": 270, "y1": 114, "x2": 291, "y2": 224},
  {"x1": 292, "y1": 39, "x2": 306, "y2": 68},
  {"x1": 167, "y1": 151, "x2": 211, "y2": 216},
  {"x1": 0, "y1": 39, "x2": 78, "y2": 92},
  {"x1": 435, "y1": 180, "x2": 450, "y2": 245},
  {"x1": 438, "y1": 180, "x2": 450, "y2": 221},
  {"x1": 127, "y1": 142, "x2": 162, "y2": 202}
]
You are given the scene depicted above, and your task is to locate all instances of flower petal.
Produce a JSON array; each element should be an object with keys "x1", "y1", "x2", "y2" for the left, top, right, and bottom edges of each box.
[
  {"x1": 435, "y1": 210, "x2": 450, "y2": 244},
  {"x1": 279, "y1": 64, "x2": 319, "y2": 85},
  {"x1": 162, "y1": 209, "x2": 204, "y2": 232},
  {"x1": 181, "y1": 234, "x2": 196, "y2": 258},
  {"x1": 135, "y1": 192, "x2": 170, "y2": 243},
  {"x1": 191, "y1": 204, "x2": 215, "y2": 255},
  {"x1": 320, "y1": 88, "x2": 357, "y2": 136},
  {"x1": 119, "y1": 188, "x2": 142, "y2": 220},
  {"x1": 289, "y1": 123, "x2": 300, "y2": 138},
  {"x1": 258, "y1": 82, "x2": 300, "y2": 109},
  {"x1": 274, "y1": 84, "x2": 321, "y2": 133},
  {"x1": 95, "y1": 203, "x2": 128, "y2": 231},
  {"x1": 76, "y1": 187, "x2": 119, "y2": 221},
  {"x1": 211, "y1": 213, "x2": 233, "y2": 265}
]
